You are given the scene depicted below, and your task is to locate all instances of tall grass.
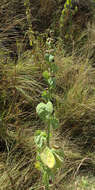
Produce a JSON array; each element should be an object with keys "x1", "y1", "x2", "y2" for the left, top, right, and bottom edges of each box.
[
  {"x1": 0, "y1": 1, "x2": 95, "y2": 189},
  {"x1": 0, "y1": 52, "x2": 44, "y2": 189},
  {"x1": 56, "y1": 56, "x2": 95, "y2": 128}
]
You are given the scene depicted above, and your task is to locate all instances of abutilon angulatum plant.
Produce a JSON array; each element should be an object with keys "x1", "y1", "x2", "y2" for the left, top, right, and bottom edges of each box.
[{"x1": 34, "y1": 44, "x2": 64, "y2": 190}]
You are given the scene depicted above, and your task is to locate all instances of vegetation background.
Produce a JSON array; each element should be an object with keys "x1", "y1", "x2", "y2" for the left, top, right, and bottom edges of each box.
[{"x1": 0, "y1": 0, "x2": 95, "y2": 189}]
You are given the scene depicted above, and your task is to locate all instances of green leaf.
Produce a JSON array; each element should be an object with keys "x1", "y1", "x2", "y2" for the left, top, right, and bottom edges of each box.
[
  {"x1": 67, "y1": 0, "x2": 70, "y2": 5},
  {"x1": 51, "y1": 117, "x2": 59, "y2": 129},
  {"x1": 29, "y1": 40, "x2": 33, "y2": 46},
  {"x1": 34, "y1": 135, "x2": 41, "y2": 145},
  {"x1": 49, "y1": 55, "x2": 54, "y2": 63},
  {"x1": 40, "y1": 147, "x2": 56, "y2": 168},
  {"x1": 42, "y1": 71, "x2": 50, "y2": 80},
  {"x1": 35, "y1": 161, "x2": 42, "y2": 171},
  {"x1": 36, "y1": 101, "x2": 53, "y2": 120},
  {"x1": 75, "y1": 6, "x2": 78, "y2": 12},
  {"x1": 44, "y1": 53, "x2": 50, "y2": 62},
  {"x1": 62, "y1": 9, "x2": 65, "y2": 15},
  {"x1": 64, "y1": 3, "x2": 67, "y2": 9},
  {"x1": 42, "y1": 90, "x2": 50, "y2": 101},
  {"x1": 46, "y1": 101, "x2": 53, "y2": 114},
  {"x1": 52, "y1": 148, "x2": 64, "y2": 168},
  {"x1": 34, "y1": 130, "x2": 47, "y2": 148},
  {"x1": 36, "y1": 102, "x2": 47, "y2": 119},
  {"x1": 48, "y1": 77, "x2": 56, "y2": 89},
  {"x1": 50, "y1": 63, "x2": 58, "y2": 73}
]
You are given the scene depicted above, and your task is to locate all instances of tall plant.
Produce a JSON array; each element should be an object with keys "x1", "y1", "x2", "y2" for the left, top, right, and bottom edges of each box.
[
  {"x1": 34, "y1": 47, "x2": 64, "y2": 189},
  {"x1": 60, "y1": 0, "x2": 78, "y2": 39},
  {"x1": 24, "y1": 0, "x2": 35, "y2": 46}
]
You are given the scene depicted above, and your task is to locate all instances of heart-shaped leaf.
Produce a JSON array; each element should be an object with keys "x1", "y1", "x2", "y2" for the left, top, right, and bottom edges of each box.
[
  {"x1": 36, "y1": 102, "x2": 47, "y2": 119},
  {"x1": 49, "y1": 55, "x2": 54, "y2": 63},
  {"x1": 51, "y1": 117, "x2": 59, "y2": 129},
  {"x1": 40, "y1": 147, "x2": 56, "y2": 168},
  {"x1": 46, "y1": 101, "x2": 53, "y2": 114},
  {"x1": 42, "y1": 71, "x2": 50, "y2": 80},
  {"x1": 36, "y1": 101, "x2": 53, "y2": 120}
]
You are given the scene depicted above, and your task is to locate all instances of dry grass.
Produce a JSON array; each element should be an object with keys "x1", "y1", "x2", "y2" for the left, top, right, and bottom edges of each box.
[
  {"x1": 0, "y1": 60, "x2": 44, "y2": 149},
  {"x1": 0, "y1": 42, "x2": 95, "y2": 190},
  {"x1": 0, "y1": 1, "x2": 95, "y2": 189},
  {"x1": 56, "y1": 54, "x2": 95, "y2": 127},
  {"x1": 0, "y1": 51, "x2": 44, "y2": 189},
  {"x1": 0, "y1": 137, "x2": 40, "y2": 190},
  {"x1": 53, "y1": 32, "x2": 95, "y2": 189}
]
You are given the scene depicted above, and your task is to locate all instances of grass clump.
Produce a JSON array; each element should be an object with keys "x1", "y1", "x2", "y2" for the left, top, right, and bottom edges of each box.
[
  {"x1": 56, "y1": 56, "x2": 95, "y2": 141},
  {"x1": 0, "y1": 139, "x2": 38, "y2": 190},
  {"x1": 0, "y1": 52, "x2": 44, "y2": 189},
  {"x1": 52, "y1": 50, "x2": 95, "y2": 190}
]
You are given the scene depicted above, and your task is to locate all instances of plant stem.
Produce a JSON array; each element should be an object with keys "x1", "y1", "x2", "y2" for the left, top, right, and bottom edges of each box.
[
  {"x1": 46, "y1": 184, "x2": 49, "y2": 190},
  {"x1": 45, "y1": 173, "x2": 50, "y2": 190},
  {"x1": 47, "y1": 121, "x2": 50, "y2": 147}
]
